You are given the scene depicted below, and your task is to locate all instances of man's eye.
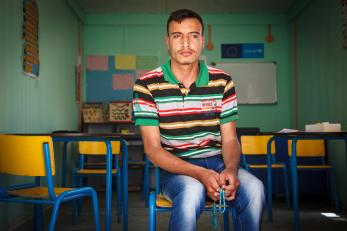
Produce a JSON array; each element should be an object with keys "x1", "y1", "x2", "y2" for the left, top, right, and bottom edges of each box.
[{"x1": 172, "y1": 34, "x2": 181, "y2": 39}]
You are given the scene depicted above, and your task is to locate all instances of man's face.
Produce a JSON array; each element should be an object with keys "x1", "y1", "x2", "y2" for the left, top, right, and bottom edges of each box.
[{"x1": 166, "y1": 18, "x2": 204, "y2": 66}]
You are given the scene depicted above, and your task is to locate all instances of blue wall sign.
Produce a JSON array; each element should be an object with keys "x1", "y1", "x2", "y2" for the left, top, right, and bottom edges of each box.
[{"x1": 221, "y1": 43, "x2": 264, "y2": 58}]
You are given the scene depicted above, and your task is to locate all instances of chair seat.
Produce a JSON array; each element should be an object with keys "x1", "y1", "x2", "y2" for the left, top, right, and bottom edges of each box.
[
  {"x1": 296, "y1": 165, "x2": 331, "y2": 169},
  {"x1": 8, "y1": 186, "x2": 73, "y2": 199},
  {"x1": 155, "y1": 194, "x2": 228, "y2": 208},
  {"x1": 76, "y1": 169, "x2": 117, "y2": 174},
  {"x1": 248, "y1": 163, "x2": 285, "y2": 169},
  {"x1": 156, "y1": 194, "x2": 172, "y2": 207}
]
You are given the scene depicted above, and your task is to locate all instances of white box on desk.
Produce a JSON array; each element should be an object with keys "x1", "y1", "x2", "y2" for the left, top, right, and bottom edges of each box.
[
  {"x1": 305, "y1": 124, "x2": 323, "y2": 132},
  {"x1": 322, "y1": 123, "x2": 341, "y2": 132},
  {"x1": 305, "y1": 122, "x2": 342, "y2": 132}
]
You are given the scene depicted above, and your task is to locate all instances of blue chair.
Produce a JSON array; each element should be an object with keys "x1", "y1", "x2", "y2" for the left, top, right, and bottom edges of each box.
[
  {"x1": 148, "y1": 164, "x2": 236, "y2": 231},
  {"x1": 288, "y1": 139, "x2": 339, "y2": 211},
  {"x1": 240, "y1": 135, "x2": 290, "y2": 208},
  {"x1": 72, "y1": 141, "x2": 122, "y2": 223},
  {"x1": 0, "y1": 135, "x2": 100, "y2": 231}
]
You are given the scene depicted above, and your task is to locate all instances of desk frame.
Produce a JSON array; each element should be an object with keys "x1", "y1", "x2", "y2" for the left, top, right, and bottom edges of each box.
[
  {"x1": 52, "y1": 134, "x2": 129, "y2": 231},
  {"x1": 265, "y1": 132, "x2": 347, "y2": 231}
]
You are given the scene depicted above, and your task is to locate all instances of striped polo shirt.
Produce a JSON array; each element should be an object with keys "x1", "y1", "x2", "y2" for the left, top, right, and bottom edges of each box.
[{"x1": 132, "y1": 60, "x2": 238, "y2": 158}]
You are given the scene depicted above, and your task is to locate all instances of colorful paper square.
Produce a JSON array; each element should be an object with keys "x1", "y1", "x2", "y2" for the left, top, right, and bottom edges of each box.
[
  {"x1": 115, "y1": 55, "x2": 136, "y2": 70},
  {"x1": 136, "y1": 55, "x2": 158, "y2": 70},
  {"x1": 112, "y1": 74, "x2": 134, "y2": 90},
  {"x1": 86, "y1": 55, "x2": 108, "y2": 71}
]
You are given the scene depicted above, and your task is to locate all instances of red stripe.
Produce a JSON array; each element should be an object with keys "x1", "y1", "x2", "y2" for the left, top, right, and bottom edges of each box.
[
  {"x1": 222, "y1": 94, "x2": 236, "y2": 105},
  {"x1": 165, "y1": 139, "x2": 217, "y2": 149},
  {"x1": 140, "y1": 71, "x2": 163, "y2": 80},
  {"x1": 208, "y1": 69, "x2": 230, "y2": 76},
  {"x1": 133, "y1": 99, "x2": 157, "y2": 108},
  {"x1": 158, "y1": 107, "x2": 222, "y2": 116}
]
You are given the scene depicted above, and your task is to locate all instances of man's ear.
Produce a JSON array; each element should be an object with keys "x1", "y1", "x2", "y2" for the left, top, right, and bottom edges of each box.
[{"x1": 202, "y1": 35, "x2": 205, "y2": 48}]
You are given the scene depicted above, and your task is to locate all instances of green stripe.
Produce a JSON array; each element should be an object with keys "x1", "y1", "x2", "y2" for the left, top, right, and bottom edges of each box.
[
  {"x1": 155, "y1": 97, "x2": 182, "y2": 103},
  {"x1": 185, "y1": 94, "x2": 222, "y2": 100},
  {"x1": 220, "y1": 114, "x2": 238, "y2": 124},
  {"x1": 134, "y1": 111, "x2": 158, "y2": 117},
  {"x1": 161, "y1": 131, "x2": 220, "y2": 140},
  {"x1": 220, "y1": 107, "x2": 237, "y2": 117},
  {"x1": 155, "y1": 94, "x2": 222, "y2": 102},
  {"x1": 176, "y1": 147, "x2": 220, "y2": 157},
  {"x1": 135, "y1": 118, "x2": 159, "y2": 126}
]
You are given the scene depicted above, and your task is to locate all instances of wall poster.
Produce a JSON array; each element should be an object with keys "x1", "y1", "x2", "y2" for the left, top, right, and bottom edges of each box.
[{"x1": 23, "y1": 0, "x2": 39, "y2": 78}]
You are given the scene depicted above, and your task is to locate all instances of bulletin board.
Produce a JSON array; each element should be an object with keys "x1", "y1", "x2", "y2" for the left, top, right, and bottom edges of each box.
[
  {"x1": 215, "y1": 62, "x2": 277, "y2": 104},
  {"x1": 86, "y1": 54, "x2": 159, "y2": 102}
]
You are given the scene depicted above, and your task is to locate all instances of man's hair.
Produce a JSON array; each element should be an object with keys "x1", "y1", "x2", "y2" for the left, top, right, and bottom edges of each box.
[{"x1": 166, "y1": 9, "x2": 204, "y2": 35}]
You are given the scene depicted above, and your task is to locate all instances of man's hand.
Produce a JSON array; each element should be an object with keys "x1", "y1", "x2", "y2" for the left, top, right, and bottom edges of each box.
[
  {"x1": 219, "y1": 168, "x2": 240, "y2": 201},
  {"x1": 196, "y1": 168, "x2": 221, "y2": 201}
]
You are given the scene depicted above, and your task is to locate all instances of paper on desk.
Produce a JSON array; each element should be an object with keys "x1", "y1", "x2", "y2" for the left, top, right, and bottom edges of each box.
[{"x1": 278, "y1": 128, "x2": 299, "y2": 133}]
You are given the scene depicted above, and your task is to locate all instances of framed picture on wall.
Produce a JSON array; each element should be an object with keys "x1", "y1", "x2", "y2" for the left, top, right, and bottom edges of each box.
[{"x1": 109, "y1": 101, "x2": 132, "y2": 123}]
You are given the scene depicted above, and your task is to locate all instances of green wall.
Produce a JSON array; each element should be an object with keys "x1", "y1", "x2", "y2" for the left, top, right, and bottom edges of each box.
[
  {"x1": 294, "y1": 0, "x2": 347, "y2": 203},
  {"x1": 84, "y1": 13, "x2": 292, "y2": 131},
  {"x1": 0, "y1": 0, "x2": 79, "y2": 229},
  {"x1": 0, "y1": 0, "x2": 79, "y2": 134}
]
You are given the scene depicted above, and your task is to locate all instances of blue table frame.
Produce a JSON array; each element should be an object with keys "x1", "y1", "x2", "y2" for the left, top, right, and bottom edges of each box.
[
  {"x1": 51, "y1": 133, "x2": 129, "y2": 231},
  {"x1": 265, "y1": 132, "x2": 347, "y2": 231}
]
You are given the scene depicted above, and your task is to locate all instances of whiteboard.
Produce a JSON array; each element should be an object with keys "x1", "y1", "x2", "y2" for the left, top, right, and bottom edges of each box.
[{"x1": 215, "y1": 62, "x2": 277, "y2": 104}]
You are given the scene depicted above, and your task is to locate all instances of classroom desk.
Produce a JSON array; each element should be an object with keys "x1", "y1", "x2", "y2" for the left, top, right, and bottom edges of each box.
[
  {"x1": 50, "y1": 133, "x2": 129, "y2": 231},
  {"x1": 263, "y1": 132, "x2": 347, "y2": 231}
]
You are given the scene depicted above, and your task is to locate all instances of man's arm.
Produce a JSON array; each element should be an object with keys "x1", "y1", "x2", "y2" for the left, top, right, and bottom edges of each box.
[
  {"x1": 140, "y1": 125, "x2": 221, "y2": 200},
  {"x1": 219, "y1": 121, "x2": 241, "y2": 200}
]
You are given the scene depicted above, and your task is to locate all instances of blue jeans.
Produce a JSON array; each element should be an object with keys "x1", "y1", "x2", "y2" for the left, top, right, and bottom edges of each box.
[{"x1": 160, "y1": 155, "x2": 265, "y2": 231}]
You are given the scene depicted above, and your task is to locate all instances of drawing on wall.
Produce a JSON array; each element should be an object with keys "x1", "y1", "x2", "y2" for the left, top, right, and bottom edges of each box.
[
  {"x1": 23, "y1": 0, "x2": 39, "y2": 79},
  {"x1": 109, "y1": 101, "x2": 132, "y2": 122},
  {"x1": 86, "y1": 54, "x2": 158, "y2": 102}
]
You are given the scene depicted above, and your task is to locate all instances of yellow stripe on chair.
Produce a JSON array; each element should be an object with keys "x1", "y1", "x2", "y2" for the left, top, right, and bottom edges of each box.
[
  {"x1": 241, "y1": 135, "x2": 276, "y2": 155},
  {"x1": 8, "y1": 186, "x2": 73, "y2": 198},
  {"x1": 0, "y1": 135, "x2": 55, "y2": 176},
  {"x1": 288, "y1": 140, "x2": 325, "y2": 157},
  {"x1": 297, "y1": 165, "x2": 331, "y2": 169},
  {"x1": 248, "y1": 164, "x2": 285, "y2": 168},
  {"x1": 76, "y1": 169, "x2": 117, "y2": 174},
  {"x1": 78, "y1": 141, "x2": 120, "y2": 155}
]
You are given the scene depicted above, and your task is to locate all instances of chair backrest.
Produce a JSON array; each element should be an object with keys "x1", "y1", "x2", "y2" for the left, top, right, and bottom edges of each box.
[
  {"x1": 288, "y1": 139, "x2": 325, "y2": 157},
  {"x1": 78, "y1": 141, "x2": 120, "y2": 155},
  {"x1": 0, "y1": 135, "x2": 55, "y2": 176},
  {"x1": 241, "y1": 135, "x2": 276, "y2": 155}
]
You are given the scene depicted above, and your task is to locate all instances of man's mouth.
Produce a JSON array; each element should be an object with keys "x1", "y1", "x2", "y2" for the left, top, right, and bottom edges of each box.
[{"x1": 179, "y1": 50, "x2": 194, "y2": 57}]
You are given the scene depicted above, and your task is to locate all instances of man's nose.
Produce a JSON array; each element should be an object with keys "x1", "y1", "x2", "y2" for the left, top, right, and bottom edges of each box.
[{"x1": 181, "y1": 34, "x2": 191, "y2": 47}]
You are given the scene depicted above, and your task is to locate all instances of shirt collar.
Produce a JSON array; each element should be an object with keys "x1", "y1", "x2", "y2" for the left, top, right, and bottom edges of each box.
[{"x1": 161, "y1": 59, "x2": 209, "y2": 87}]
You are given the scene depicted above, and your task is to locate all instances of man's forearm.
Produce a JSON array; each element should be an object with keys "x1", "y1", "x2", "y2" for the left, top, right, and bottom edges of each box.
[
  {"x1": 221, "y1": 138, "x2": 241, "y2": 175},
  {"x1": 145, "y1": 145, "x2": 206, "y2": 180}
]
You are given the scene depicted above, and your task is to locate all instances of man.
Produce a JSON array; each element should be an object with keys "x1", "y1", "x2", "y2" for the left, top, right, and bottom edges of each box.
[{"x1": 132, "y1": 9, "x2": 265, "y2": 231}]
